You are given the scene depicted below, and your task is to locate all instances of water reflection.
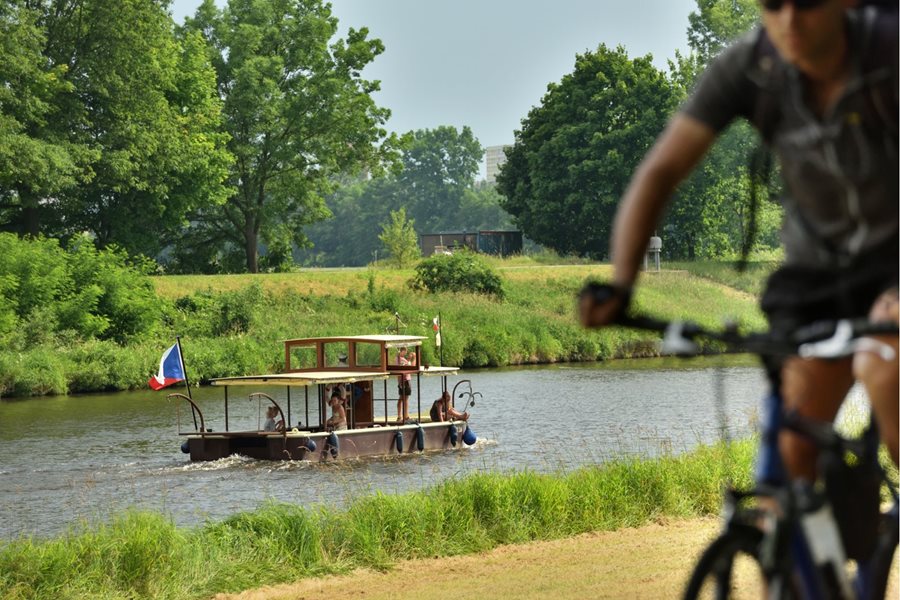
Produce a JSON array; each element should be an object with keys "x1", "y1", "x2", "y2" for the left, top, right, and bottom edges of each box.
[{"x1": 1, "y1": 358, "x2": 778, "y2": 539}]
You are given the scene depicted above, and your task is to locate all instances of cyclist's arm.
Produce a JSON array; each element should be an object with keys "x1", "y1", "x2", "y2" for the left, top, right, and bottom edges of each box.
[{"x1": 580, "y1": 114, "x2": 717, "y2": 328}]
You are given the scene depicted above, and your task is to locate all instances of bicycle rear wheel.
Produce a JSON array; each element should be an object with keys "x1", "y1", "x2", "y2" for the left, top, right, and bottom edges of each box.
[{"x1": 683, "y1": 525, "x2": 776, "y2": 600}]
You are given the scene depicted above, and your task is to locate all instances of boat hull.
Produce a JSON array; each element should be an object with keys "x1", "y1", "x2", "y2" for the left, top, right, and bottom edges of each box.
[{"x1": 184, "y1": 421, "x2": 468, "y2": 462}]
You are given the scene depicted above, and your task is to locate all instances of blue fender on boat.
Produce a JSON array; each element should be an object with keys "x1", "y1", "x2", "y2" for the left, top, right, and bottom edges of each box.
[
  {"x1": 305, "y1": 439, "x2": 317, "y2": 453},
  {"x1": 181, "y1": 440, "x2": 190, "y2": 454},
  {"x1": 416, "y1": 426, "x2": 425, "y2": 451},
  {"x1": 462, "y1": 425, "x2": 477, "y2": 446},
  {"x1": 395, "y1": 430, "x2": 404, "y2": 453},
  {"x1": 327, "y1": 432, "x2": 339, "y2": 458},
  {"x1": 449, "y1": 423, "x2": 458, "y2": 447}
]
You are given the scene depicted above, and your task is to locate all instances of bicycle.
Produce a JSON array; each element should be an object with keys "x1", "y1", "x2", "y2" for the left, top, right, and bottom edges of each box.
[{"x1": 580, "y1": 283, "x2": 899, "y2": 599}]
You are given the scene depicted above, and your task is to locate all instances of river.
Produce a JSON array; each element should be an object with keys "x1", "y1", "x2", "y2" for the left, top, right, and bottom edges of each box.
[{"x1": 1, "y1": 356, "x2": 855, "y2": 541}]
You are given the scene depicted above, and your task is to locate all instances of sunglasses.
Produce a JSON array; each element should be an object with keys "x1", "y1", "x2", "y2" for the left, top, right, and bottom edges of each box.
[{"x1": 759, "y1": 0, "x2": 828, "y2": 10}]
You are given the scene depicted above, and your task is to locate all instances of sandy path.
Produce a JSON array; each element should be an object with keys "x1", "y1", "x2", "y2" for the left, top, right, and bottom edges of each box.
[
  {"x1": 212, "y1": 516, "x2": 898, "y2": 600},
  {"x1": 213, "y1": 517, "x2": 723, "y2": 600}
]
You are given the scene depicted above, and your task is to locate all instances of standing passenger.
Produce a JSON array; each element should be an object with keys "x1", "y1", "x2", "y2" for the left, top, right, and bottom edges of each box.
[{"x1": 396, "y1": 347, "x2": 413, "y2": 423}]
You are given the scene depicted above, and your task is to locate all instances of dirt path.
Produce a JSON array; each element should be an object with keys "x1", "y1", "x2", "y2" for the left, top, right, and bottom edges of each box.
[
  {"x1": 214, "y1": 517, "x2": 724, "y2": 600},
  {"x1": 213, "y1": 516, "x2": 900, "y2": 600}
]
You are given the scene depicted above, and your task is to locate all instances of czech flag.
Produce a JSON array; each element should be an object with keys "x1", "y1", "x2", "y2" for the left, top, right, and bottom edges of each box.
[{"x1": 148, "y1": 343, "x2": 185, "y2": 390}]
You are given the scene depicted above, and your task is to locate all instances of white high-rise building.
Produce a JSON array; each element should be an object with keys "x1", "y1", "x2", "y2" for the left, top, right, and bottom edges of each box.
[{"x1": 484, "y1": 145, "x2": 510, "y2": 184}]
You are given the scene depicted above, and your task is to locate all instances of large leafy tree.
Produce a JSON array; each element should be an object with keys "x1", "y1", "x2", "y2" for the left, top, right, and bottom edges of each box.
[
  {"x1": 0, "y1": 1, "x2": 92, "y2": 235},
  {"x1": 663, "y1": 0, "x2": 781, "y2": 260},
  {"x1": 3, "y1": 0, "x2": 231, "y2": 258},
  {"x1": 397, "y1": 125, "x2": 483, "y2": 232},
  {"x1": 497, "y1": 45, "x2": 675, "y2": 258},
  {"x1": 182, "y1": 0, "x2": 395, "y2": 273}
]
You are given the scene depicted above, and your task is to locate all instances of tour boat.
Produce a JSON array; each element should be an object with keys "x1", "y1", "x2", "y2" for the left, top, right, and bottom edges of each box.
[{"x1": 172, "y1": 334, "x2": 478, "y2": 461}]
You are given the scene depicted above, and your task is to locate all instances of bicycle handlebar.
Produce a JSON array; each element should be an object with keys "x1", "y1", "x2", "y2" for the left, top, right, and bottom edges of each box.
[{"x1": 615, "y1": 313, "x2": 897, "y2": 360}]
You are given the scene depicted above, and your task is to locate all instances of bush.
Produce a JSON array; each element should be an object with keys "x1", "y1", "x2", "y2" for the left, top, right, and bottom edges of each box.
[
  {"x1": 0, "y1": 233, "x2": 163, "y2": 346},
  {"x1": 409, "y1": 251, "x2": 505, "y2": 299}
]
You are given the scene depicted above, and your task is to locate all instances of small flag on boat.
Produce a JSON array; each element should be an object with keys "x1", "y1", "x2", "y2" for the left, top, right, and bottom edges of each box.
[
  {"x1": 148, "y1": 343, "x2": 185, "y2": 390},
  {"x1": 433, "y1": 316, "x2": 441, "y2": 347}
]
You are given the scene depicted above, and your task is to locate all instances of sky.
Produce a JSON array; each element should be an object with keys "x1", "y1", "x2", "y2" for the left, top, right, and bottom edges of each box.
[{"x1": 169, "y1": 0, "x2": 700, "y2": 172}]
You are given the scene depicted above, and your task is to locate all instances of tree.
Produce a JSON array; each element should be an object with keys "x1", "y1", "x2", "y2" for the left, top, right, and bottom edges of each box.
[
  {"x1": 4, "y1": 0, "x2": 232, "y2": 259},
  {"x1": 0, "y1": 1, "x2": 92, "y2": 235},
  {"x1": 182, "y1": 0, "x2": 396, "y2": 272},
  {"x1": 300, "y1": 126, "x2": 510, "y2": 267},
  {"x1": 397, "y1": 126, "x2": 483, "y2": 232},
  {"x1": 661, "y1": 0, "x2": 780, "y2": 260},
  {"x1": 686, "y1": 0, "x2": 760, "y2": 64},
  {"x1": 496, "y1": 45, "x2": 675, "y2": 258},
  {"x1": 378, "y1": 207, "x2": 420, "y2": 268}
]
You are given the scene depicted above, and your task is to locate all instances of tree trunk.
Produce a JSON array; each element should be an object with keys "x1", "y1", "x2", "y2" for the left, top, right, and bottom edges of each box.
[
  {"x1": 18, "y1": 189, "x2": 40, "y2": 237},
  {"x1": 244, "y1": 226, "x2": 258, "y2": 273}
]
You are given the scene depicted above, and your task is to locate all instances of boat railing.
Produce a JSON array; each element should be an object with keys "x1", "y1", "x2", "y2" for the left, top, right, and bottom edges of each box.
[
  {"x1": 249, "y1": 392, "x2": 287, "y2": 437},
  {"x1": 168, "y1": 393, "x2": 206, "y2": 435}
]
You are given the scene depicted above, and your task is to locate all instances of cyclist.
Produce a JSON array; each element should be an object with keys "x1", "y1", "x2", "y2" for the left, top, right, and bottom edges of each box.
[{"x1": 579, "y1": 0, "x2": 898, "y2": 482}]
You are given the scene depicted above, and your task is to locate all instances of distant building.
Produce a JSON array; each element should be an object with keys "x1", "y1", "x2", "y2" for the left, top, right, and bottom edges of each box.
[
  {"x1": 420, "y1": 230, "x2": 523, "y2": 257},
  {"x1": 484, "y1": 145, "x2": 510, "y2": 184}
]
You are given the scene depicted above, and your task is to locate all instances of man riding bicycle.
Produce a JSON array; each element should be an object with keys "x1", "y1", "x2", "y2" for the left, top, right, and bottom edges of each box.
[{"x1": 580, "y1": 0, "x2": 898, "y2": 482}]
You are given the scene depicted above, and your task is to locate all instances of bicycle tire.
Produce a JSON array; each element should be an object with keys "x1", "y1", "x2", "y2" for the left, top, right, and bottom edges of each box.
[
  {"x1": 683, "y1": 525, "x2": 797, "y2": 600},
  {"x1": 866, "y1": 512, "x2": 899, "y2": 600}
]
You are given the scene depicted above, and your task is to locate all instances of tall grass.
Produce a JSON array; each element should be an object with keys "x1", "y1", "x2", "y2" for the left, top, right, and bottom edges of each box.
[
  {"x1": 1, "y1": 261, "x2": 771, "y2": 397},
  {"x1": 0, "y1": 440, "x2": 755, "y2": 599}
]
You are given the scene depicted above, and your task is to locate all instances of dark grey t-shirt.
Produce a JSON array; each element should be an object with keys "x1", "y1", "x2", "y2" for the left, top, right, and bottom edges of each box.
[{"x1": 681, "y1": 8, "x2": 898, "y2": 268}]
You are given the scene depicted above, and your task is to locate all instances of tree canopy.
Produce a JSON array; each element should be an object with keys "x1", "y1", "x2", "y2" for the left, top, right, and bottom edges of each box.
[
  {"x1": 301, "y1": 126, "x2": 511, "y2": 267},
  {"x1": 497, "y1": 45, "x2": 675, "y2": 258},
  {"x1": 1, "y1": 0, "x2": 232, "y2": 259},
  {"x1": 179, "y1": 0, "x2": 397, "y2": 273}
]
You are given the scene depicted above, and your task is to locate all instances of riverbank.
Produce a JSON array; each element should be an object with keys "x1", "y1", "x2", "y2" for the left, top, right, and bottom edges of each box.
[
  {"x1": 0, "y1": 260, "x2": 771, "y2": 397},
  {"x1": 0, "y1": 440, "x2": 756, "y2": 599}
]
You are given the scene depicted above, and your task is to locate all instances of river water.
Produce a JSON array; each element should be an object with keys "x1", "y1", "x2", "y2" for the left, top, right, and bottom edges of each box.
[{"x1": 0, "y1": 357, "x2": 815, "y2": 540}]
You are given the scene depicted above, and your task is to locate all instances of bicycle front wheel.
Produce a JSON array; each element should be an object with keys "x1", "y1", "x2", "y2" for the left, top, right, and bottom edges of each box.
[{"x1": 683, "y1": 525, "x2": 771, "y2": 600}]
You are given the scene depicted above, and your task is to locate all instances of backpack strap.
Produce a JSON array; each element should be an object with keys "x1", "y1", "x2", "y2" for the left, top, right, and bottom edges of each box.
[{"x1": 858, "y1": 6, "x2": 898, "y2": 141}]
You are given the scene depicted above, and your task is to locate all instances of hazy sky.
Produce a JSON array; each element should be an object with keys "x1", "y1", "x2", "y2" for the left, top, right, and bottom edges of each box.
[{"x1": 170, "y1": 0, "x2": 701, "y2": 156}]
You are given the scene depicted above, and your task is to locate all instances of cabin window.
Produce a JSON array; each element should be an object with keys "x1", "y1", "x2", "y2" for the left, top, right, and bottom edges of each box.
[
  {"x1": 288, "y1": 345, "x2": 317, "y2": 370},
  {"x1": 354, "y1": 343, "x2": 381, "y2": 368},
  {"x1": 324, "y1": 341, "x2": 350, "y2": 369}
]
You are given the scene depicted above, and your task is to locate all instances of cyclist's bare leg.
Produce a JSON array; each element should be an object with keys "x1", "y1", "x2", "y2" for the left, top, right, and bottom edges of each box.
[
  {"x1": 852, "y1": 288, "x2": 899, "y2": 465},
  {"x1": 779, "y1": 357, "x2": 854, "y2": 481}
]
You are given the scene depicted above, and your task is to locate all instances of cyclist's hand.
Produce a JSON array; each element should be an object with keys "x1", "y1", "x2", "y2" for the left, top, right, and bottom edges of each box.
[{"x1": 578, "y1": 282, "x2": 632, "y2": 328}]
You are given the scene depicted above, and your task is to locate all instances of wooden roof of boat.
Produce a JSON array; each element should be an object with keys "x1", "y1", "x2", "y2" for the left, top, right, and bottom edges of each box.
[
  {"x1": 282, "y1": 334, "x2": 427, "y2": 348},
  {"x1": 210, "y1": 365, "x2": 459, "y2": 387}
]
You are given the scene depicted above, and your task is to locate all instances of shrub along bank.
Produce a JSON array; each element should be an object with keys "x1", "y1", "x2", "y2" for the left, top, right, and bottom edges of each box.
[
  {"x1": 0, "y1": 439, "x2": 756, "y2": 600},
  {"x1": 0, "y1": 261, "x2": 769, "y2": 397}
]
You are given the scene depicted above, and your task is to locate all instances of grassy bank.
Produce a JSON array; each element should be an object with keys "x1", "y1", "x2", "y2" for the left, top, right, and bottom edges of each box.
[
  {"x1": 0, "y1": 439, "x2": 755, "y2": 600},
  {"x1": 0, "y1": 261, "x2": 770, "y2": 397}
]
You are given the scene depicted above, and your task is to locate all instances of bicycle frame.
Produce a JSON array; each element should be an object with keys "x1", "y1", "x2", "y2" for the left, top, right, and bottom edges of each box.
[{"x1": 754, "y1": 387, "x2": 899, "y2": 599}]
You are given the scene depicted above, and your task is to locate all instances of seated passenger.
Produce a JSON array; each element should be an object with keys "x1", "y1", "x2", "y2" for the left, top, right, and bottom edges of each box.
[
  {"x1": 429, "y1": 391, "x2": 469, "y2": 422},
  {"x1": 326, "y1": 390, "x2": 348, "y2": 431},
  {"x1": 263, "y1": 406, "x2": 284, "y2": 432}
]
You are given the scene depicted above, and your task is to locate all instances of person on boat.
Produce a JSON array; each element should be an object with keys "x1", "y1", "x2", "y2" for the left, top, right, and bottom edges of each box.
[
  {"x1": 263, "y1": 406, "x2": 284, "y2": 432},
  {"x1": 429, "y1": 390, "x2": 469, "y2": 422},
  {"x1": 326, "y1": 390, "x2": 348, "y2": 431},
  {"x1": 396, "y1": 346, "x2": 414, "y2": 423}
]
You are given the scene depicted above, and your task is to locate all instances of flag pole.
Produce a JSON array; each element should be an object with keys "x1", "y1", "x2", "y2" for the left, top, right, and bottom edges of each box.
[
  {"x1": 438, "y1": 312, "x2": 444, "y2": 367},
  {"x1": 175, "y1": 336, "x2": 197, "y2": 430}
]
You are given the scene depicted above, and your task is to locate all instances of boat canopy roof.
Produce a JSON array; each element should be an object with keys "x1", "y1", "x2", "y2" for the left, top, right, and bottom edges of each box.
[
  {"x1": 210, "y1": 365, "x2": 459, "y2": 387},
  {"x1": 211, "y1": 370, "x2": 392, "y2": 387},
  {"x1": 282, "y1": 334, "x2": 426, "y2": 348}
]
